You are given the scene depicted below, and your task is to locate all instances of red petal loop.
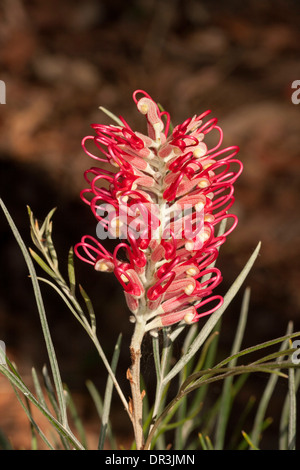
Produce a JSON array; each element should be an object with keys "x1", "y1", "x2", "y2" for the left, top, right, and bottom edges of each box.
[
  {"x1": 194, "y1": 295, "x2": 224, "y2": 320},
  {"x1": 156, "y1": 257, "x2": 181, "y2": 279},
  {"x1": 114, "y1": 267, "x2": 142, "y2": 297},
  {"x1": 147, "y1": 271, "x2": 176, "y2": 301},
  {"x1": 160, "y1": 230, "x2": 177, "y2": 260},
  {"x1": 74, "y1": 236, "x2": 113, "y2": 266}
]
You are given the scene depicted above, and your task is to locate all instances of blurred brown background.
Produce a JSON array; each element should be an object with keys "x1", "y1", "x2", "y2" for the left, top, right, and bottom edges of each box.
[{"x1": 0, "y1": 0, "x2": 299, "y2": 450}]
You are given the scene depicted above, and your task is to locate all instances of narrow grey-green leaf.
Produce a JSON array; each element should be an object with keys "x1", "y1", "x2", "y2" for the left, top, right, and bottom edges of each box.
[
  {"x1": 32, "y1": 367, "x2": 49, "y2": 411},
  {"x1": 99, "y1": 106, "x2": 124, "y2": 126},
  {"x1": 64, "y1": 386, "x2": 88, "y2": 449},
  {"x1": 29, "y1": 248, "x2": 57, "y2": 279},
  {"x1": 79, "y1": 285, "x2": 96, "y2": 333},
  {"x1": 98, "y1": 333, "x2": 122, "y2": 450},
  {"x1": 68, "y1": 247, "x2": 76, "y2": 296},
  {"x1": 215, "y1": 287, "x2": 250, "y2": 449},
  {"x1": 86, "y1": 380, "x2": 103, "y2": 419},
  {"x1": 288, "y1": 365, "x2": 296, "y2": 450},
  {"x1": 163, "y1": 242, "x2": 261, "y2": 385},
  {"x1": 0, "y1": 199, "x2": 68, "y2": 429},
  {"x1": 0, "y1": 364, "x2": 84, "y2": 449},
  {"x1": 250, "y1": 322, "x2": 293, "y2": 448},
  {"x1": 45, "y1": 220, "x2": 58, "y2": 269},
  {"x1": 279, "y1": 369, "x2": 300, "y2": 450}
]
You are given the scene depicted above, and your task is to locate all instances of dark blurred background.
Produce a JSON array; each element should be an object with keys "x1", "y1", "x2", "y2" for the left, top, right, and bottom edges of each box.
[{"x1": 0, "y1": 0, "x2": 299, "y2": 450}]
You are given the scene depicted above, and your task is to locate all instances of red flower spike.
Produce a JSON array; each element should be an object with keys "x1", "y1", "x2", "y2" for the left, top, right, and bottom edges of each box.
[{"x1": 75, "y1": 90, "x2": 243, "y2": 331}]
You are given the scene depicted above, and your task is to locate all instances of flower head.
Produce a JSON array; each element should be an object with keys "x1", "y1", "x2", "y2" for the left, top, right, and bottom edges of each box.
[{"x1": 75, "y1": 90, "x2": 243, "y2": 331}]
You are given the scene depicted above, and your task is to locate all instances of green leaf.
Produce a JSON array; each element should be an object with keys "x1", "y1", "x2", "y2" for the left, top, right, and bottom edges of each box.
[
  {"x1": 42, "y1": 365, "x2": 61, "y2": 419},
  {"x1": 215, "y1": 287, "x2": 250, "y2": 450},
  {"x1": 68, "y1": 247, "x2": 76, "y2": 296},
  {"x1": 228, "y1": 395, "x2": 256, "y2": 449},
  {"x1": 0, "y1": 363, "x2": 83, "y2": 449},
  {"x1": 98, "y1": 334, "x2": 122, "y2": 450},
  {"x1": 215, "y1": 331, "x2": 300, "y2": 371},
  {"x1": 27, "y1": 206, "x2": 57, "y2": 258},
  {"x1": 64, "y1": 386, "x2": 88, "y2": 449},
  {"x1": 31, "y1": 367, "x2": 49, "y2": 412},
  {"x1": 86, "y1": 380, "x2": 103, "y2": 419},
  {"x1": 11, "y1": 384, "x2": 53, "y2": 450},
  {"x1": 99, "y1": 106, "x2": 124, "y2": 126},
  {"x1": 29, "y1": 248, "x2": 57, "y2": 279},
  {"x1": 0, "y1": 199, "x2": 84, "y2": 449},
  {"x1": 45, "y1": 217, "x2": 58, "y2": 269},
  {"x1": 198, "y1": 432, "x2": 214, "y2": 450},
  {"x1": 0, "y1": 429, "x2": 13, "y2": 450},
  {"x1": 152, "y1": 335, "x2": 161, "y2": 381},
  {"x1": 39, "y1": 207, "x2": 57, "y2": 235},
  {"x1": 288, "y1": 361, "x2": 296, "y2": 450},
  {"x1": 79, "y1": 285, "x2": 96, "y2": 333},
  {"x1": 241, "y1": 430, "x2": 259, "y2": 450},
  {"x1": 198, "y1": 433, "x2": 208, "y2": 450},
  {"x1": 163, "y1": 242, "x2": 262, "y2": 385},
  {"x1": 279, "y1": 368, "x2": 300, "y2": 450}
]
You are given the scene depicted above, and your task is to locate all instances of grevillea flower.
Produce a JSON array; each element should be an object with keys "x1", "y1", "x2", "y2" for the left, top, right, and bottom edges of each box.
[{"x1": 74, "y1": 90, "x2": 243, "y2": 333}]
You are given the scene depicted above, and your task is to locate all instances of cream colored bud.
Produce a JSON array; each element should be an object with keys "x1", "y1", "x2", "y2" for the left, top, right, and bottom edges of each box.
[
  {"x1": 204, "y1": 214, "x2": 215, "y2": 222},
  {"x1": 193, "y1": 147, "x2": 206, "y2": 158},
  {"x1": 139, "y1": 103, "x2": 148, "y2": 114},
  {"x1": 199, "y1": 231, "x2": 210, "y2": 243},
  {"x1": 184, "y1": 283, "x2": 195, "y2": 295},
  {"x1": 195, "y1": 201, "x2": 205, "y2": 211},
  {"x1": 190, "y1": 120, "x2": 202, "y2": 132},
  {"x1": 186, "y1": 267, "x2": 198, "y2": 276},
  {"x1": 203, "y1": 162, "x2": 213, "y2": 169},
  {"x1": 184, "y1": 313, "x2": 195, "y2": 324},
  {"x1": 185, "y1": 240, "x2": 194, "y2": 251},
  {"x1": 94, "y1": 260, "x2": 114, "y2": 272},
  {"x1": 95, "y1": 262, "x2": 109, "y2": 272},
  {"x1": 198, "y1": 179, "x2": 210, "y2": 189},
  {"x1": 116, "y1": 192, "x2": 129, "y2": 203}
]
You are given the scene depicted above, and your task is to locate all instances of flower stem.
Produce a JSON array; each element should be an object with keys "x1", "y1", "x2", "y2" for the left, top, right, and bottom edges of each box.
[{"x1": 128, "y1": 318, "x2": 146, "y2": 450}]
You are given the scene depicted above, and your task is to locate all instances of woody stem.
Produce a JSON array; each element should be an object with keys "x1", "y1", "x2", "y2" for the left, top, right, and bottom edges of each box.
[{"x1": 128, "y1": 317, "x2": 146, "y2": 450}]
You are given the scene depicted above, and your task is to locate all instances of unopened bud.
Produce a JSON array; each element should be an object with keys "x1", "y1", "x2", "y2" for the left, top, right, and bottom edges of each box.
[
  {"x1": 94, "y1": 259, "x2": 114, "y2": 272},
  {"x1": 184, "y1": 283, "x2": 195, "y2": 295},
  {"x1": 195, "y1": 201, "x2": 205, "y2": 211},
  {"x1": 199, "y1": 230, "x2": 210, "y2": 243},
  {"x1": 139, "y1": 103, "x2": 148, "y2": 115},
  {"x1": 186, "y1": 267, "x2": 197, "y2": 276},
  {"x1": 198, "y1": 179, "x2": 210, "y2": 189},
  {"x1": 184, "y1": 313, "x2": 195, "y2": 324},
  {"x1": 204, "y1": 214, "x2": 215, "y2": 223},
  {"x1": 185, "y1": 240, "x2": 194, "y2": 251},
  {"x1": 193, "y1": 146, "x2": 206, "y2": 158}
]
